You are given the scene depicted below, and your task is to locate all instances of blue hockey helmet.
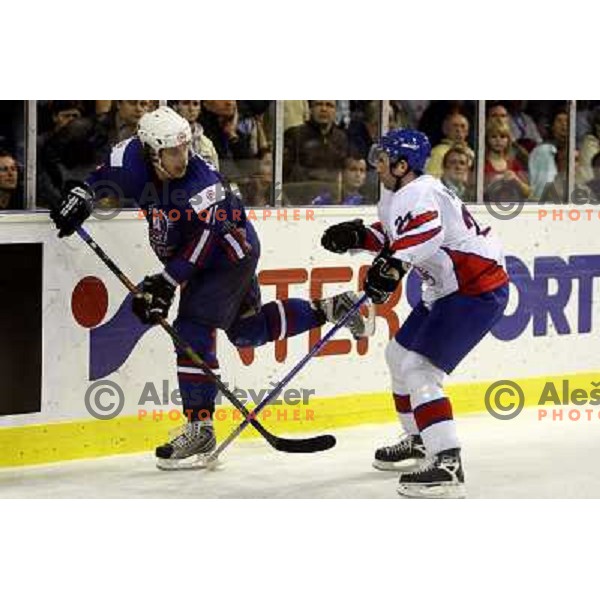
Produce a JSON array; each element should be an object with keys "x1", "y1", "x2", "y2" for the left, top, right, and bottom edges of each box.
[{"x1": 368, "y1": 128, "x2": 432, "y2": 174}]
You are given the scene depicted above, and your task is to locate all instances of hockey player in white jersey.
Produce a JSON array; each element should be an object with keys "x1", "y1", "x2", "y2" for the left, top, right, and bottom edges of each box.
[{"x1": 321, "y1": 129, "x2": 509, "y2": 498}]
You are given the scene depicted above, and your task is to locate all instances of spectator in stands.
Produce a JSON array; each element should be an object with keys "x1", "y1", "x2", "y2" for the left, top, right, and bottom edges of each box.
[
  {"x1": 341, "y1": 156, "x2": 368, "y2": 203},
  {"x1": 527, "y1": 101, "x2": 566, "y2": 142},
  {"x1": 347, "y1": 101, "x2": 379, "y2": 160},
  {"x1": 172, "y1": 100, "x2": 219, "y2": 169},
  {"x1": 418, "y1": 101, "x2": 474, "y2": 146},
  {"x1": 387, "y1": 101, "x2": 409, "y2": 130},
  {"x1": 336, "y1": 100, "x2": 351, "y2": 129},
  {"x1": 48, "y1": 101, "x2": 83, "y2": 132},
  {"x1": 486, "y1": 103, "x2": 508, "y2": 125},
  {"x1": 588, "y1": 152, "x2": 600, "y2": 201},
  {"x1": 37, "y1": 101, "x2": 101, "y2": 208},
  {"x1": 239, "y1": 149, "x2": 274, "y2": 206},
  {"x1": 312, "y1": 156, "x2": 370, "y2": 205},
  {"x1": 575, "y1": 101, "x2": 596, "y2": 146},
  {"x1": 484, "y1": 118, "x2": 530, "y2": 201},
  {"x1": 94, "y1": 100, "x2": 112, "y2": 117},
  {"x1": 0, "y1": 150, "x2": 21, "y2": 210},
  {"x1": 0, "y1": 101, "x2": 25, "y2": 165},
  {"x1": 391, "y1": 101, "x2": 430, "y2": 130},
  {"x1": 426, "y1": 111, "x2": 475, "y2": 178},
  {"x1": 96, "y1": 100, "x2": 151, "y2": 146},
  {"x1": 440, "y1": 145, "x2": 475, "y2": 202},
  {"x1": 487, "y1": 102, "x2": 530, "y2": 166},
  {"x1": 539, "y1": 145, "x2": 595, "y2": 204},
  {"x1": 284, "y1": 101, "x2": 309, "y2": 130},
  {"x1": 283, "y1": 100, "x2": 348, "y2": 204},
  {"x1": 37, "y1": 100, "x2": 85, "y2": 153},
  {"x1": 577, "y1": 107, "x2": 600, "y2": 184},
  {"x1": 200, "y1": 100, "x2": 267, "y2": 182},
  {"x1": 529, "y1": 108, "x2": 569, "y2": 199},
  {"x1": 237, "y1": 101, "x2": 271, "y2": 157},
  {"x1": 539, "y1": 146, "x2": 570, "y2": 202},
  {"x1": 200, "y1": 101, "x2": 246, "y2": 158},
  {"x1": 506, "y1": 101, "x2": 542, "y2": 152}
]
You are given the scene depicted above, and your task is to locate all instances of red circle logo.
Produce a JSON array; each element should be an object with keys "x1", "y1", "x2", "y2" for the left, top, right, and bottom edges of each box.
[{"x1": 72, "y1": 276, "x2": 109, "y2": 328}]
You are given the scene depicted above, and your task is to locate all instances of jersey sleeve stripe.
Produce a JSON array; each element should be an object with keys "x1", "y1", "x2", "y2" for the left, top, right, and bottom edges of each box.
[
  {"x1": 276, "y1": 300, "x2": 288, "y2": 340},
  {"x1": 161, "y1": 270, "x2": 178, "y2": 287},
  {"x1": 363, "y1": 225, "x2": 386, "y2": 252},
  {"x1": 188, "y1": 229, "x2": 212, "y2": 263},
  {"x1": 224, "y1": 233, "x2": 246, "y2": 260},
  {"x1": 390, "y1": 226, "x2": 442, "y2": 251},
  {"x1": 400, "y1": 210, "x2": 439, "y2": 234}
]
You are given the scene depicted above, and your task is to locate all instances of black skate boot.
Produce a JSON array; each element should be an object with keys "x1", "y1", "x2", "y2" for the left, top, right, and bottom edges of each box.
[
  {"x1": 373, "y1": 434, "x2": 427, "y2": 472},
  {"x1": 313, "y1": 291, "x2": 368, "y2": 339},
  {"x1": 155, "y1": 421, "x2": 217, "y2": 471},
  {"x1": 397, "y1": 448, "x2": 466, "y2": 499}
]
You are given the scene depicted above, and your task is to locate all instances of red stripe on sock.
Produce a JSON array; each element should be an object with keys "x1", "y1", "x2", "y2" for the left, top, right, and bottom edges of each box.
[
  {"x1": 177, "y1": 357, "x2": 219, "y2": 370},
  {"x1": 414, "y1": 397, "x2": 453, "y2": 431},
  {"x1": 178, "y1": 372, "x2": 214, "y2": 384},
  {"x1": 393, "y1": 393, "x2": 411, "y2": 413}
]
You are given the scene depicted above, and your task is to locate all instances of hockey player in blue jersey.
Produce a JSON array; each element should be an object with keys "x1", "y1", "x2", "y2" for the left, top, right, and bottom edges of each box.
[{"x1": 50, "y1": 106, "x2": 365, "y2": 470}]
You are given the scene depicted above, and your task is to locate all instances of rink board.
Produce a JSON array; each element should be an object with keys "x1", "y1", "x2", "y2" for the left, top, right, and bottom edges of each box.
[{"x1": 1, "y1": 205, "x2": 599, "y2": 466}]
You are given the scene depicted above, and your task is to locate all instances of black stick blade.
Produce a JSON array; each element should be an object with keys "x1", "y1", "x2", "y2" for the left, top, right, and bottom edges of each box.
[{"x1": 267, "y1": 433, "x2": 337, "y2": 453}]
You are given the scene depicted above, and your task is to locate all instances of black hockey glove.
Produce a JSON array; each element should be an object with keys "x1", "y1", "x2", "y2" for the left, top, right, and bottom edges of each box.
[
  {"x1": 50, "y1": 181, "x2": 93, "y2": 238},
  {"x1": 364, "y1": 253, "x2": 408, "y2": 304},
  {"x1": 321, "y1": 219, "x2": 367, "y2": 254},
  {"x1": 132, "y1": 274, "x2": 176, "y2": 325}
]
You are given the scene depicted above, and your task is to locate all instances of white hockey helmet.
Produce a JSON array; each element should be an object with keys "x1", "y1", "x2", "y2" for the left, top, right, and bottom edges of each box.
[{"x1": 137, "y1": 106, "x2": 192, "y2": 152}]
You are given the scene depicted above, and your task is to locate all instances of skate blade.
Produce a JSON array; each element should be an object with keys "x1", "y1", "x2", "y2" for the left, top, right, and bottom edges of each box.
[
  {"x1": 397, "y1": 482, "x2": 467, "y2": 499},
  {"x1": 372, "y1": 457, "x2": 427, "y2": 473},
  {"x1": 156, "y1": 454, "x2": 218, "y2": 471}
]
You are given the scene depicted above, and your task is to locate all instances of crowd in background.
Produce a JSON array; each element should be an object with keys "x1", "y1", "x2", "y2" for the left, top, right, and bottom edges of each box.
[{"x1": 1, "y1": 100, "x2": 600, "y2": 211}]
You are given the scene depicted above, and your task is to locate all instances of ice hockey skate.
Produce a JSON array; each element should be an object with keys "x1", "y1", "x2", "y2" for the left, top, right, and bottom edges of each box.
[
  {"x1": 373, "y1": 434, "x2": 427, "y2": 472},
  {"x1": 313, "y1": 291, "x2": 369, "y2": 339},
  {"x1": 155, "y1": 421, "x2": 217, "y2": 471},
  {"x1": 396, "y1": 448, "x2": 466, "y2": 498}
]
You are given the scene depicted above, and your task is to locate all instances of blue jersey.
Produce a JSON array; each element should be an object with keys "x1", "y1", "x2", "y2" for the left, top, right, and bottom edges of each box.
[{"x1": 86, "y1": 137, "x2": 259, "y2": 289}]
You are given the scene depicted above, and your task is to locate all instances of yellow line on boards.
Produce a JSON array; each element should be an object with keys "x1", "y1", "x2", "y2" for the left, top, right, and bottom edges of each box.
[{"x1": 0, "y1": 372, "x2": 598, "y2": 467}]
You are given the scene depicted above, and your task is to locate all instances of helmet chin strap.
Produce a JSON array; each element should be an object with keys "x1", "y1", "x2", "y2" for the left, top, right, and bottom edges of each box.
[
  {"x1": 156, "y1": 160, "x2": 172, "y2": 180},
  {"x1": 389, "y1": 160, "x2": 410, "y2": 192}
]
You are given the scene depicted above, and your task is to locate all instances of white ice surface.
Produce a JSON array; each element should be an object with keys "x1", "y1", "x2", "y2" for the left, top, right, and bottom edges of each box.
[{"x1": 1, "y1": 407, "x2": 599, "y2": 498}]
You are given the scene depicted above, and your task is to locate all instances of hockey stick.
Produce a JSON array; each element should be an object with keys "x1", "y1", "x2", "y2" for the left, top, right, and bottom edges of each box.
[
  {"x1": 73, "y1": 225, "x2": 335, "y2": 454},
  {"x1": 206, "y1": 293, "x2": 369, "y2": 464}
]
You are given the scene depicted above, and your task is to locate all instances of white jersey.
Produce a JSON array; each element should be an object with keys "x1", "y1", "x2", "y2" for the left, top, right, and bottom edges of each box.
[{"x1": 364, "y1": 175, "x2": 508, "y2": 305}]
